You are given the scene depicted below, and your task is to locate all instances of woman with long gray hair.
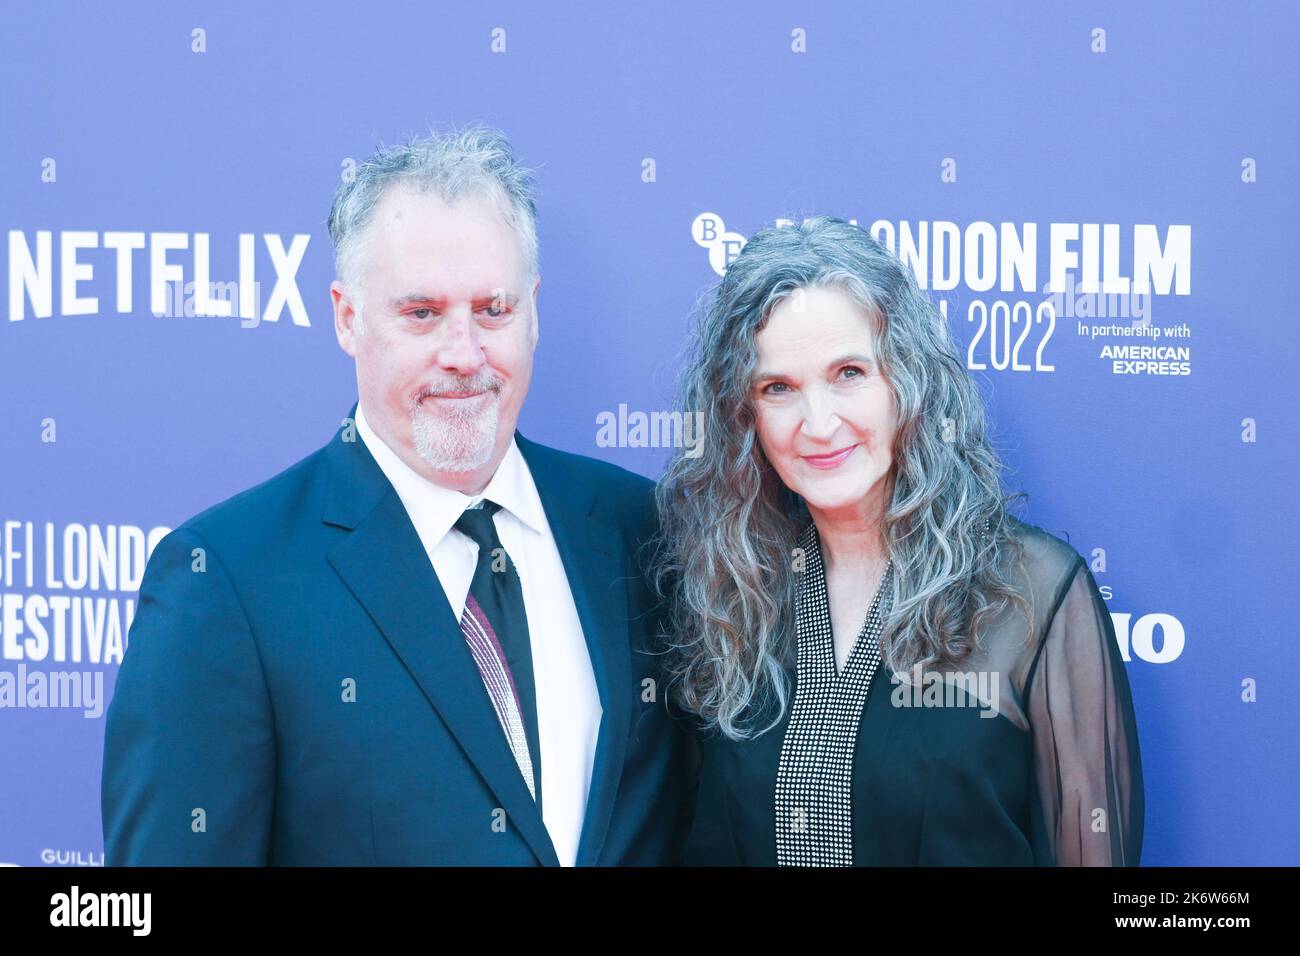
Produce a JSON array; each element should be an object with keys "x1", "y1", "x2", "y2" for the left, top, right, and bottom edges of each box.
[{"x1": 652, "y1": 216, "x2": 1143, "y2": 866}]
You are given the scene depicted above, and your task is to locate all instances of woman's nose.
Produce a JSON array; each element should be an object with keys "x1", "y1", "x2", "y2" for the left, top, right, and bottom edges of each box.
[{"x1": 799, "y1": 389, "x2": 842, "y2": 441}]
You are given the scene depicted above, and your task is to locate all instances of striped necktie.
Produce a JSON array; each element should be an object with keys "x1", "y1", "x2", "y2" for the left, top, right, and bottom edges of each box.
[{"x1": 453, "y1": 501, "x2": 542, "y2": 807}]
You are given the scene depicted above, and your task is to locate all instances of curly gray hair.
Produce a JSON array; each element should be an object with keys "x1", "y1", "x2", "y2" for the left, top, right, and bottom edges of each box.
[{"x1": 652, "y1": 215, "x2": 1032, "y2": 740}]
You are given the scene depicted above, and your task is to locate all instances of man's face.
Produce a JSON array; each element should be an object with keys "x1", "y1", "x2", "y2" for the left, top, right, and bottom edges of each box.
[{"x1": 332, "y1": 186, "x2": 539, "y2": 494}]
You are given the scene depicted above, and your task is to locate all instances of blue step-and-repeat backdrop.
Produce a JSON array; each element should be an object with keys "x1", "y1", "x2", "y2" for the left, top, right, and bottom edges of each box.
[{"x1": 2, "y1": 1, "x2": 1297, "y2": 866}]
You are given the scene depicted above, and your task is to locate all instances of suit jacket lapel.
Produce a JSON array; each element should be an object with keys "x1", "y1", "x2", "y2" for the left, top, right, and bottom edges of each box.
[
  {"x1": 515, "y1": 431, "x2": 634, "y2": 867},
  {"x1": 321, "y1": 408, "x2": 560, "y2": 867}
]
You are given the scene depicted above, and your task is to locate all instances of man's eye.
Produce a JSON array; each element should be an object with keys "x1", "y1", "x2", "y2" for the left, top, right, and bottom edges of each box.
[
  {"x1": 481, "y1": 304, "x2": 509, "y2": 317},
  {"x1": 411, "y1": 308, "x2": 434, "y2": 320}
]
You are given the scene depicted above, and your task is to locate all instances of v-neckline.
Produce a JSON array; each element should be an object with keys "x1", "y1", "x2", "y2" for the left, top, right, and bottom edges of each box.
[
  {"x1": 810, "y1": 527, "x2": 893, "y2": 682},
  {"x1": 830, "y1": 567, "x2": 892, "y2": 679}
]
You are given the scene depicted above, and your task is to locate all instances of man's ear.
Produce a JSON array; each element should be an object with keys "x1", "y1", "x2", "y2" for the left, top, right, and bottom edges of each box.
[{"x1": 332, "y1": 280, "x2": 359, "y2": 357}]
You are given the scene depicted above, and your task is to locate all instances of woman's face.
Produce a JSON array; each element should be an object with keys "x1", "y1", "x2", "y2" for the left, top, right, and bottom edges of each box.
[{"x1": 751, "y1": 285, "x2": 898, "y2": 526}]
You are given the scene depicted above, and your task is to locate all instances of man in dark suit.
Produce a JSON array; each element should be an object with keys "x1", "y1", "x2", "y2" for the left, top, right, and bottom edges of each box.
[{"x1": 101, "y1": 125, "x2": 696, "y2": 865}]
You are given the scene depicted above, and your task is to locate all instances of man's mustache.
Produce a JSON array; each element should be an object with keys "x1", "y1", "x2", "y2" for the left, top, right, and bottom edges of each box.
[{"x1": 413, "y1": 377, "x2": 503, "y2": 403}]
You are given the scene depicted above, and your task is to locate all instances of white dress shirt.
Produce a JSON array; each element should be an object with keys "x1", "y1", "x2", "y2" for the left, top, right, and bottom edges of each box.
[{"x1": 353, "y1": 401, "x2": 602, "y2": 866}]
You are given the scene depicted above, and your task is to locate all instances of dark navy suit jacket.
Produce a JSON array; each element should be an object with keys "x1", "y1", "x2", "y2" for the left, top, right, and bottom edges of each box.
[{"x1": 101, "y1": 407, "x2": 696, "y2": 865}]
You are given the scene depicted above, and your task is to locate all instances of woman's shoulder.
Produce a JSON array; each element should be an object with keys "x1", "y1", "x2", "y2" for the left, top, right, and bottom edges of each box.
[
  {"x1": 999, "y1": 514, "x2": 1089, "y2": 627},
  {"x1": 1003, "y1": 514, "x2": 1084, "y2": 571}
]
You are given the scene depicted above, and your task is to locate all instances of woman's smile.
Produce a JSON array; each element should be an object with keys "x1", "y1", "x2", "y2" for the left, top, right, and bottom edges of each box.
[{"x1": 800, "y1": 444, "x2": 858, "y2": 470}]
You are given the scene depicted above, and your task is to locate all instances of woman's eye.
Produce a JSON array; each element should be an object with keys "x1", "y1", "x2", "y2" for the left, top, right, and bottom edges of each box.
[
  {"x1": 763, "y1": 382, "x2": 789, "y2": 395},
  {"x1": 840, "y1": 366, "x2": 864, "y2": 379}
]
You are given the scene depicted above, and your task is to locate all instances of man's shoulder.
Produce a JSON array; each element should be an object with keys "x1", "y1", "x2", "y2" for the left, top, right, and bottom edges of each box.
[
  {"x1": 517, "y1": 433, "x2": 654, "y2": 503},
  {"x1": 170, "y1": 439, "x2": 334, "y2": 553},
  {"x1": 516, "y1": 434, "x2": 662, "y2": 553}
]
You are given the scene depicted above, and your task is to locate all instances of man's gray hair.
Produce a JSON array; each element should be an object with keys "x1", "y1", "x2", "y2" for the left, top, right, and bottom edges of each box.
[{"x1": 327, "y1": 124, "x2": 540, "y2": 323}]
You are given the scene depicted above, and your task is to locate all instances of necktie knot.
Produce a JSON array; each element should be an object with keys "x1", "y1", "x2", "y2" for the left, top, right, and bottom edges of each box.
[{"x1": 453, "y1": 500, "x2": 503, "y2": 553}]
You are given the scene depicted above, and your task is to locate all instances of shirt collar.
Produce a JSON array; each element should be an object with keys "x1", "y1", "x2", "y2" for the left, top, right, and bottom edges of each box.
[{"x1": 353, "y1": 400, "x2": 547, "y2": 542}]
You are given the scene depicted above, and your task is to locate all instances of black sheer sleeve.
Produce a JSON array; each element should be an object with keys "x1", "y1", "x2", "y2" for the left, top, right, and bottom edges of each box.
[{"x1": 1025, "y1": 559, "x2": 1144, "y2": 865}]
